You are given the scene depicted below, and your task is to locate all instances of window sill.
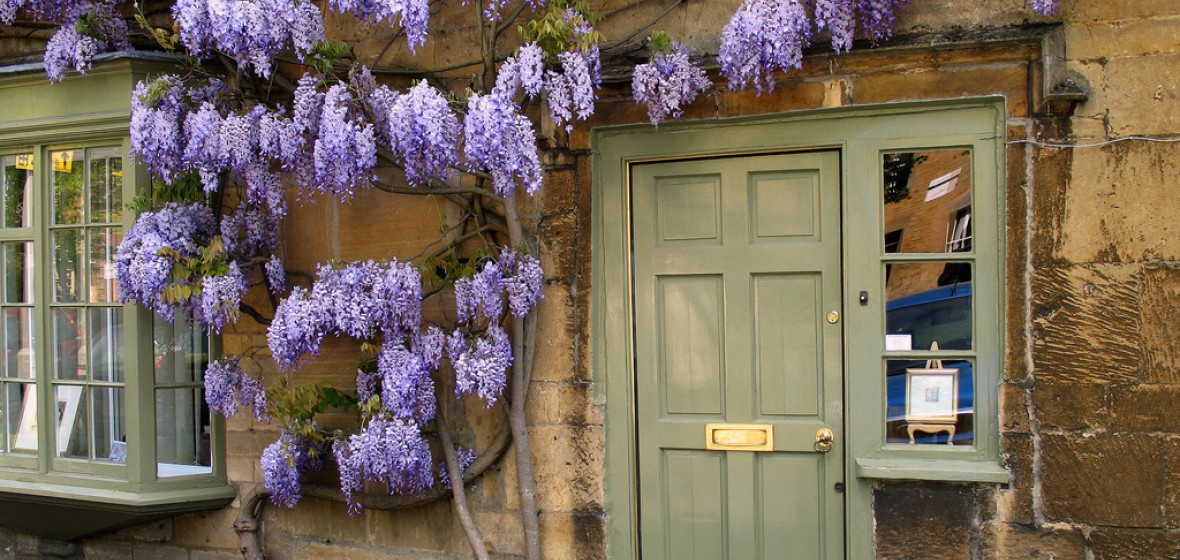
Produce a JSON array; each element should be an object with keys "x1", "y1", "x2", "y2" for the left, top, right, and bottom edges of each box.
[
  {"x1": 0, "y1": 478, "x2": 235, "y2": 540},
  {"x1": 855, "y1": 457, "x2": 1009, "y2": 484}
]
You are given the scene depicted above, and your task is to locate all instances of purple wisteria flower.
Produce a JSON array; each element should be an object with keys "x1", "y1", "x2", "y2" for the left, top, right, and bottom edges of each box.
[
  {"x1": 453, "y1": 250, "x2": 545, "y2": 323},
  {"x1": 329, "y1": 0, "x2": 428, "y2": 52},
  {"x1": 171, "y1": 0, "x2": 325, "y2": 77},
  {"x1": 1, "y1": 0, "x2": 87, "y2": 23},
  {"x1": 437, "y1": 447, "x2": 478, "y2": 489},
  {"x1": 43, "y1": 2, "x2": 130, "y2": 83},
  {"x1": 384, "y1": 82, "x2": 460, "y2": 187},
  {"x1": 854, "y1": 0, "x2": 906, "y2": 43},
  {"x1": 267, "y1": 260, "x2": 424, "y2": 369},
  {"x1": 220, "y1": 203, "x2": 280, "y2": 257},
  {"x1": 477, "y1": 0, "x2": 545, "y2": 21},
  {"x1": 632, "y1": 43, "x2": 711, "y2": 126},
  {"x1": 1030, "y1": 0, "x2": 1056, "y2": 16},
  {"x1": 494, "y1": 42, "x2": 545, "y2": 98},
  {"x1": 377, "y1": 339, "x2": 437, "y2": 424},
  {"x1": 312, "y1": 84, "x2": 377, "y2": 198},
  {"x1": 463, "y1": 92, "x2": 543, "y2": 196},
  {"x1": 333, "y1": 417, "x2": 434, "y2": 515},
  {"x1": 198, "y1": 261, "x2": 248, "y2": 334},
  {"x1": 813, "y1": 0, "x2": 855, "y2": 53},
  {"x1": 114, "y1": 202, "x2": 217, "y2": 321},
  {"x1": 545, "y1": 45, "x2": 600, "y2": 132},
  {"x1": 447, "y1": 325, "x2": 512, "y2": 406},
  {"x1": 265, "y1": 254, "x2": 288, "y2": 293},
  {"x1": 719, "y1": 0, "x2": 812, "y2": 94},
  {"x1": 204, "y1": 358, "x2": 268, "y2": 422},
  {"x1": 262, "y1": 428, "x2": 324, "y2": 508}
]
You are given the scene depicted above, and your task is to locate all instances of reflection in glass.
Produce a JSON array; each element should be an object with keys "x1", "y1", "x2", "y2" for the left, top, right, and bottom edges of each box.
[
  {"x1": 90, "y1": 149, "x2": 122, "y2": 224},
  {"x1": 88, "y1": 307, "x2": 122, "y2": 383},
  {"x1": 52, "y1": 150, "x2": 83, "y2": 225},
  {"x1": 54, "y1": 229, "x2": 83, "y2": 302},
  {"x1": 4, "y1": 242, "x2": 30, "y2": 304},
  {"x1": 885, "y1": 262, "x2": 972, "y2": 351},
  {"x1": 3, "y1": 308, "x2": 34, "y2": 379},
  {"x1": 53, "y1": 308, "x2": 84, "y2": 380},
  {"x1": 7, "y1": 382, "x2": 36, "y2": 453},
  {"x1": 89, "y1": 229, "x2": 121, "y2": 302},
  {"x1": 157, "y1": 388, "x2": 212, "y2": 477},
  {"x1": 56, "y1": 385, "x2": 88, "y2": 458},
  {"x1": 92, "y1": 387, "x2": 124, "y2": 462},
  {"x1": 154, "y1": 316, "x2": 208, "y2": 385},
  {"x1": 882, "y1": 150, "x2": 972, "y2": 254},
  {"x1": 2, "y1": 155, "x2": 31, "y2": 229},
  {"x1": 886, "y1": 359, "x2": 973, "y2": 445}
]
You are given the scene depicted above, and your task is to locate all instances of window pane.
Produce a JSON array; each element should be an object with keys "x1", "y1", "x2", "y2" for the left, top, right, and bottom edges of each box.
[
  {"x1": 53, "y1": 229, "x2": 84, "y2": 302},
  {"x1": 92, "y1": 386, "x2": 124, "y2": 462},
  {"x1": 7, "y1": 382, "x2": 36, "y2": 453},
  {"x1": 89, "y1": 148, "x2": 122, "y2": 224},
  {"x1": 52, "y1": 150, "x2": 83, "y2": 225},
  {"x1": 3, "y1": 308, "x2": 34, "y2": 379},
  {"x1": 156, "y1": 388, "x2": 212, "y2": 477},
  {"x1": 4, "y1": 242, "x2": 31, "y2": 304},
  {"x1": 885, "y1": 262, "x2": 972, "y2": 351},
  {"x1": 89, "y1": 228, "x2": 121, "y2": 303},
  {"x1": 53, "y1": 308, "x2": 84, "y2": 380},
  {"x1": 886, "y1": 359, "x2": 974, "y2": 446},
  {"x1": 55, "y1": 385, "x2": 88, "y2": 458},
  {"x1": 2, "y1": 155, "x2": 32, "y2": 229},
  {"x1": 88, "y1": 307, "x2": 122, "y2": 383},
  {"x1": 883, "y1": 150, "x2": 972, "y2": 254},
  {"x1": 154, "y1": 315, "x2": 209, "y2": 385}
]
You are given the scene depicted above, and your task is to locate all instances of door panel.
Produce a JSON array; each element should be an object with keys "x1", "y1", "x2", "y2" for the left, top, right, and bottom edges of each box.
[{"x1": 633, "y1": 151, "x2": 844, "y2": 560}]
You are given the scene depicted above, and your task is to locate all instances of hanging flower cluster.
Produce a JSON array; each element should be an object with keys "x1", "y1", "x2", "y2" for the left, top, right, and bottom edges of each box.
[
  {"x1": 719, "y1": 0, "x2": 814, "y2": 94},
  {"x1": 543, "y1": 11, "x2": 601, "y2": 131},
  {"x1": 267, "y1": 260, "x2": 424, "y2": 369},
  {"x1": 203, "y1": 359, "x2": 268, "y2": 422},
  {"x1": 632, "y1": 42, "x2": 711, "y2": 126},
  {"x1": 261, "y1": 427, "x2": 325, "y2": 507},
  {"x1": 113, "y1": 202, "x2": 218, "y2": 321},
  {"x1": 477, "y1": 0, "x2": 546, "y2": 21},
  {"x1": 384, "y1": 81, "x2": 461, "y2": 187},
  {"x1": 333, "y1": 417, "x2": 434, "y2": 514},
  {"x1": 1030, "y1": 0, "x2": 1056, "y2": 16},
  {"x1": 43, "y1": 1, "x2": 130, "y2": 82},
  {"x1": 329, "y1": 0, "x2": 428, "y2": 52},
  {"x1": 171, "y1": 0, "x2": 324, "y2": 77}
]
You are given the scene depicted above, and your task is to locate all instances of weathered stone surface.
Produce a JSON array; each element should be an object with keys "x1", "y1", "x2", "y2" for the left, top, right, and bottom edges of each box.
[
  {"x1": 1141, "y1": 264, "x2": 1180, "y2": 383},
  {"x1": 537, "y1": 512, "x2": 606, "y2": 560},
  {"x1": 982, "y1": 524, "x2": 1086, "y2": 559},
  {"x1": 1030, "y1": 144, "x2": 1072, "y2": 265},
  {"x1": 1031, "y1": 265, "x2": 1140, "y2": 384},
  {"x1": 1066, "y1": 16, "x2": 1180, "y2": 61},
  {"x1": 1042, "y1": 433, "x2": 1167, "y2": 527},
  {"x1": 113, "y1": 519, "x2": 173, "y2": 543},
  {"x1": 1059, "y1": 142, "x2": 1180, "y2": 263},
  {"x1": 80, "y1": 539, "x2": 133, "y2": 560},
  {"x1": 1090, "y1": 528, "x2": 1180, "y2": 560},
  {"x1": 1000, "y1": 383, "x2": 1030, "y2": 434},
  {"x1": 366, "y1": 499, "x2": 471, "y2": 555},
  {"x1": 1109, "y1": 384, "x2": 1180, "y2": 433},
  {"x1": 170, "y1": 509, "x2": 241, "y2": 551},
  {"x1": 997, "y1": 434, "x2": 1033, "y2": 525},
  {"x1": 189, "y1": 550, "x2": 242, "y2": 560},
  {"x1": 1033, "y1": 381, "x2": 1107, "y2": 431},
  {"x1": 874, "y1": 483, "x2": 973, "y2": 560},
  {"x1": 1101, "y1": 54, "x2": 1180, "y2": 137},
  {"x1": 129, "y1": 543, "x2": 190, "y2": 560},
  {"x1": 528, "y1": 425, "x2": 604, "y2": 513}
]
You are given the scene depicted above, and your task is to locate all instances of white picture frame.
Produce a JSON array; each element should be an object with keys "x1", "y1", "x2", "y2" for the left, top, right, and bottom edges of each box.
[{"x1": 904, "y1": 366, "x2": 959, "y2": 423}]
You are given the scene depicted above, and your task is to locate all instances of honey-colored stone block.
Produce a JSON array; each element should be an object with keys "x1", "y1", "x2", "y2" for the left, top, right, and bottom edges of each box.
[
  {"x1": 528, "y1": 424, "x2": 604, "y2": 513},
  {"x1": 874, "y1": 484, "x2": 974, "y2": 560},
  {"x1": 1066, "y1": 16, "x2": 1180, "y2": 61},
  {"x1": 1042, "y1": 433, "x2": 1167, "y2": 527},
  {"x1": 171, "y1": 509, "x2": 241, "y2": 550},
  {"x1": 1101, "y1": 53, "x2": 1180, "y2": 137},
  {"x1": 1109, "y1": 384, "x2": 1180, "y2": 432},
  {"x1": 999, "y1": 383, "x2": 1029, "y2": 434},
  {"x1": 1090, "y1": 528, "x2": 1180, "y2": 560},
  {"x1": 537, "y1": 511, "x2": 606, "y2": 560},
  {"x1": 1141, "y1": 264, "x2": 1180, "y2": 383},
  {"x1": 982, "y1": 524, "x2": 1086, "y2": 560},
  {"x1": 1031, "y1": 265, "x2": 1140, "y2": 384},
  {"x1": 1033, "y1": 381, "x2": 1107, "y2": 431}
]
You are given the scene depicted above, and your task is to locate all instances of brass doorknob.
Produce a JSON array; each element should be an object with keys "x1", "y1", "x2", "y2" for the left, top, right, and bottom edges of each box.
[{"x1": 814, "y1": 428, "x2": 834, "y2": 453}]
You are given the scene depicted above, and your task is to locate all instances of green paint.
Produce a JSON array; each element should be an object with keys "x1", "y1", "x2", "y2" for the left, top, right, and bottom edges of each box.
[{"x1": 594, "y1": 98, "x2": 1007, "y2": 559}]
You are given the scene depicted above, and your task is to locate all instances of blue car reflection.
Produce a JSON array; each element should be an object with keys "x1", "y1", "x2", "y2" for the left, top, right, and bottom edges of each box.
[{"x1": 885, "y1": 282, "x2": 974, "y2": 445}]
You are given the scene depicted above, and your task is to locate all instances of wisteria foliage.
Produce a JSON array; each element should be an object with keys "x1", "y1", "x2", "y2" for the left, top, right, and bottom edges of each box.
[{"x1": 23, "y1": 0, "x2": 1060, "y2": 517}]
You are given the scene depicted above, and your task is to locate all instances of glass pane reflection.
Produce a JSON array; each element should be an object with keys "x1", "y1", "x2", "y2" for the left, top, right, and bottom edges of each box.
[
  {"x1": 52, "y1": 150, "x2": 83, "y2": 225},
  {"x1": 1, "y1": 155, "x2": 31, "y2": 229},
  {"x1": 7, "y1": 382, "x2": 36, "y2": 453},
  {"x1": 886, "y1": 359, "x2": 974, "y2": 446},
  {"x1": 885, "y1": 262, "x2": 972, "y2": 352},
  {"x1": 883, "y1": 150, "x2": 972, "y2": 254},
  {"x1": 156, "y1": 388, "x2": 212, "y2": 477},
  {"x1": 55, "y1": 384, "x2": 88, "y2": 458}
]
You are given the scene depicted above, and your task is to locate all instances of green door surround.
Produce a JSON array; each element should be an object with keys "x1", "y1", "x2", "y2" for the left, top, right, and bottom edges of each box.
[{"x1": 591, "y1": 98, "x2": 1009, "y2": 559}]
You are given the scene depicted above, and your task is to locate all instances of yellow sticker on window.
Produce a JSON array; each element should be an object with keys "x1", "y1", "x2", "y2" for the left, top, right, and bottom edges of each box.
[
  {"x1": 13, "y1": 154, "x2": 32, "y2": 170},
  {"x1": 52, "y1": 151, "x2": 74, "y2": 173}
]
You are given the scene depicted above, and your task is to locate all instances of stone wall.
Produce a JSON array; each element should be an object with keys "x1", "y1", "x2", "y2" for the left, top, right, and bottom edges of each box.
[{"x1": 2, "y1": 1, "x2": 1179, "y2": 559}]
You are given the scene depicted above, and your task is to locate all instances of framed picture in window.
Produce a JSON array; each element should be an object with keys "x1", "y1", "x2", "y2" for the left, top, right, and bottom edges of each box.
[{"x1": 905, "y1": 361, "x2": 959, "y2": 423}]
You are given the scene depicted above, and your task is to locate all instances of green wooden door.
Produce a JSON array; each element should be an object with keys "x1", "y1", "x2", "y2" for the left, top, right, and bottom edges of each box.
[{"x1": 631, "y1": 151, "x2": 844, "y2": 559}]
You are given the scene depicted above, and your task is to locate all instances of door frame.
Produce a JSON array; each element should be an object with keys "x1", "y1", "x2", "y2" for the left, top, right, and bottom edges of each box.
[{"x1": 591, "y1": 97, "x2": 1008, "y2": 559}]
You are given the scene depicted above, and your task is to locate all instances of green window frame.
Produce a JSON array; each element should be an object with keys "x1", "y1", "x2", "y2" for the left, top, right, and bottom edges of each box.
[
  {"x1": 0, "y1": 55, "x2": 233, "y2": 541},
  {"x1": 592, "y1": 98, "x2": 1009, "y2": 559}
]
